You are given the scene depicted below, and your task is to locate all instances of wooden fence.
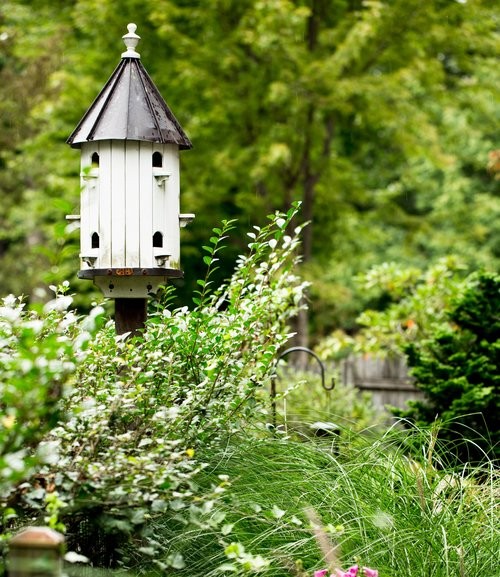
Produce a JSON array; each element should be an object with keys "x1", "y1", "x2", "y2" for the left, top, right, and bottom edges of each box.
[{"x1": 339, "y1": 355, "x2": 424, "y2": 411}]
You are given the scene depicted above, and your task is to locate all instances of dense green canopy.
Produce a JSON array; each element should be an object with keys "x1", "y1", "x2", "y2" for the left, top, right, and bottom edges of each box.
[{"x1": 0, "y1": 0, "x2": 498, "y2": 338}]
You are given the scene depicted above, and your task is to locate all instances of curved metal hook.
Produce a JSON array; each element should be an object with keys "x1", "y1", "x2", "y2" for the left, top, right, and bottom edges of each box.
[
  {"x1": 269, "y1": 346, "x2": 335, "y2": 430},
  {"x1": 277, "y1": 346, "x2": 335, "y2": 391}
]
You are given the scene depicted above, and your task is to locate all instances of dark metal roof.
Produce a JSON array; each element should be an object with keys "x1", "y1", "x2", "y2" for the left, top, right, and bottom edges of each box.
[{"x1": 67, "y1": 57, "x2": 192, "y2": 149}]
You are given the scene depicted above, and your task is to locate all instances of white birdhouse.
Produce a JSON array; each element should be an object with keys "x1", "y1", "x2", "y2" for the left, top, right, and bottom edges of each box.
[{"x1": 67, "y1": 23, "x2": 194, "y2": 298}]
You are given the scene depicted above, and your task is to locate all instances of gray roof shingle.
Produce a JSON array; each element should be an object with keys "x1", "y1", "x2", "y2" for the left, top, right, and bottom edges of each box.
[{"x1": 67, "y1": 45, "x2": 192, "y2": 149}]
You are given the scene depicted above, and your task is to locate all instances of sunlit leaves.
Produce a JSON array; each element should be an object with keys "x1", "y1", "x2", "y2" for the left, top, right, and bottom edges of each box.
[{"x1": 0, "y1": 289, "x2": 104, "y2": 499}]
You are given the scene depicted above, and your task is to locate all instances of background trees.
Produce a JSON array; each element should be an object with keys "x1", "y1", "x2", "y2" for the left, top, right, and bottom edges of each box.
[{"x1": 0, "y1": 0, "x2": 498, "y2": 337}]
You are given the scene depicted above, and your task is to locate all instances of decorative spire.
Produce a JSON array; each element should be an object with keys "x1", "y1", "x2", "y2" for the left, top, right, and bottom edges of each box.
[{"x1": 121, "y1": 23, "x2": 140, "y2": 59}]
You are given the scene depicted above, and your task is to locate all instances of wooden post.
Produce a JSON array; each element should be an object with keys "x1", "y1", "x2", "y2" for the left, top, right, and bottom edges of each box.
[
  {"x1": 114, "y1": 298, "x2": 147, "y2": 336},
  {"x1": 8, "y1": 527, "x2": 65, "y2": 577}
]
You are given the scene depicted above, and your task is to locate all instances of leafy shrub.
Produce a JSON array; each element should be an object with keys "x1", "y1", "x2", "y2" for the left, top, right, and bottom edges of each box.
[
  {"x1": 0, "y1": 286, "x2": 104, "y2": 554},
  {"x1": 317, "y1": 257, "x2": 469, "y2": 359},
  {"x1": 317, "y1": 262, "x2": 499, "y2": 463},
  {"x1": 397, "y1": 271, "x2": 499, "y2": 464},
  {"x1": 19, "y1": 206, "x2": 307, "y2": 568}
]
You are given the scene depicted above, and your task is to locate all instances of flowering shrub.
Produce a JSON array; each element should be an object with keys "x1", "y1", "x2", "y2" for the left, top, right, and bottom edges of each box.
[{"x1": 317, "y1": 257, "x2": 468, "y2": 360}]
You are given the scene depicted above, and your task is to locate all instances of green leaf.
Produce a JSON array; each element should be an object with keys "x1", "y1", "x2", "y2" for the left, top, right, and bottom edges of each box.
[
  {"x1": 272, "y1": 505, "x2": 286, "y2": 519},
  {"x1": 166, "y1": 552, "x2": 185, "y2": 569},
  {"x1": 221, "y1": 523, "x2": 234, "y2": 535},
  {"x1": 130, "y1": 508, "x2": 146, "y2": 525},
  {"x1": 217, "y1": 563, "x2": 237, "y2": 572}
]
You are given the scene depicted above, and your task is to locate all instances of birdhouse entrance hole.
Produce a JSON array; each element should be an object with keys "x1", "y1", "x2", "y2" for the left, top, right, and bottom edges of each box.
[
  {"x1": 91, "y1": 152, "x2": 100, "y2": 167},
  {"x1": 153, "y1": 231, "x2": 163, "y2": 248},
  {"x1": 91, "y1": 232, "x2": 100, "y2": 248},
  {"x1": 152, "y1": 151, "x2": 163, "y2": 167}
]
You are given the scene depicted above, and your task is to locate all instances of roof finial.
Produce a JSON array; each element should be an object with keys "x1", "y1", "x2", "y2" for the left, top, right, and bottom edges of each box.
[{"x1": 122, "y1": 23, "x2": 140, "y2": 59}]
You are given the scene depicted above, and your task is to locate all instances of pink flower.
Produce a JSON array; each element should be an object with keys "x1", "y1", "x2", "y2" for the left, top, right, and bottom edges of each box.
[
  {"x1": 335, "y1": 566, "x2": 358, "y2": 577},
  {"x1": 315, "y1": 564, "x2": 377, "y2": 577}
]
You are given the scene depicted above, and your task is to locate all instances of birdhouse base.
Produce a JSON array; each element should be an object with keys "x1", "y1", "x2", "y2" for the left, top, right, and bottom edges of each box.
[
  {"x1": 78, "y1": 268, "x2": 183, "y2": 298},
  {"x1": 95, "y1": 276, "x2": 165, "y2": 298}
]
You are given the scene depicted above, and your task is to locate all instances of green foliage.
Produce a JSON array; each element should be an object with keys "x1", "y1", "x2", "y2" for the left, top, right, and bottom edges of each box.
[
  {"x1": 144, "y1": 426, "x2": 499, "y2": 576},
  {"x1": 2, "y1": 212, "x2": 498, "y2": 575},
  {"x1": 354, "y1": 257, "x2": 470, "y2": 354},
  {"x1": 1, "y1": 0, "x2": 499, "y2": 335},
  {"x1": 1, "y1": 3, "x2": 499, "y2": 570},
  {"x1": 398, "y1": 271, "x2": 500, "y2": 464},
  {"x1": 0, "y1": 283, "x2": 104, "y2": 527},
  {"x1": 0, "y1": 1, "x2": 78, "y2": 299},
  {"x1": 317, "y1": 257, "x2": 469, "y2": 359},
  {"x1": 16, "y1": 207, "x2": 307, "y2": 567},
  {"x1": 318, "y1": 263, "x2": 499, "y2": 464}
]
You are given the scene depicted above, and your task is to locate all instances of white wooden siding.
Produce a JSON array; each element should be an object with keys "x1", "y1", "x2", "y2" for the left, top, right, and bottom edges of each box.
[
  {"x1": 79, "y1": 147, "x2": 91, "y2": 259},
  {"x1": 109, "y1": 140, "x2": 125, "y2": 268},
  {"x1": 80, "y1": 144, "x2": 99, "y2": 266},
  {"x1": 79, "y1": 140, "x2": 183, "y2": 272},
  {"x1": 125, "y1": 141, "x2": 140, "y2": 267},
  {"x1": 164, "y1": 145, "x2": 181, "y2": 264},
  {"x1": 99, "y1": 142, "x2": 113, "y2": 268},
  {"x1": 140, "y1": 141, "x2": 154, "y2": 268}
]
